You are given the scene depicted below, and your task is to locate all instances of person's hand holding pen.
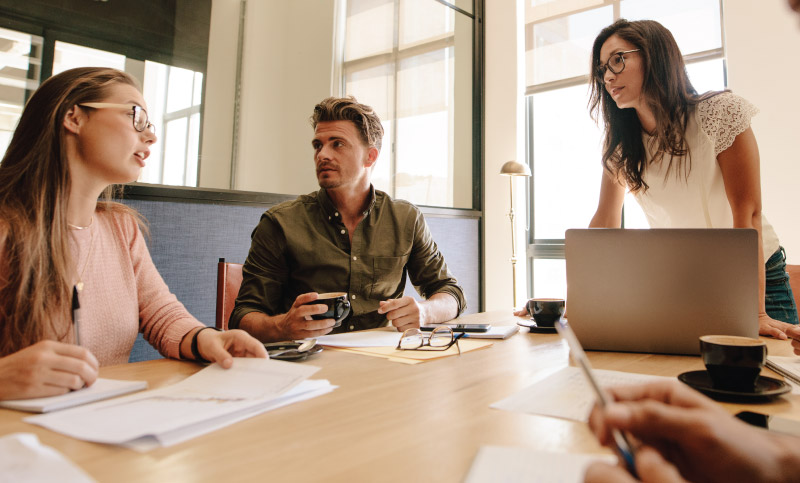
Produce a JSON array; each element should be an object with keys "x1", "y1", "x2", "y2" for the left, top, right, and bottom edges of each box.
[
  {"x1": 0, "y1": 341, "x2": 99, "y2": 400},
  {"x1": 584, "y1": 380, "x2": 798, "y2": 483}
]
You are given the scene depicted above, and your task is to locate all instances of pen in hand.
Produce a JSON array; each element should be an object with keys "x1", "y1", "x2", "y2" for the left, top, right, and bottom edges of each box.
[{"x1": 72, "y1": 285, "x2": 81, "y2": 346}]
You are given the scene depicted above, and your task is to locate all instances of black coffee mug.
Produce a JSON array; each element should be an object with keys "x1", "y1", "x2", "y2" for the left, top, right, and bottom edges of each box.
[
  {"x1": 304, "y1": 292, "x2": 351, "y2": 328},
  {"x1": 699, "y1": 335, "x2": 766, "y2": 392},
  {"x1": 525, "y1": 298, "x2": 566, "y2": 327}
]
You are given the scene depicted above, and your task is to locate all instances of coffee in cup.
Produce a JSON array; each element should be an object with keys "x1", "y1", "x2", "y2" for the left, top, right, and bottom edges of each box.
[
  {"x1": 525, "y1": 298, "x2": 566, "y2": 327},
  {"x1": 303, "y1": 292, "x2": 351, "y2": 328},
  {"x1": 699, "y1": 335, "x2": 766, "y2": 392}
]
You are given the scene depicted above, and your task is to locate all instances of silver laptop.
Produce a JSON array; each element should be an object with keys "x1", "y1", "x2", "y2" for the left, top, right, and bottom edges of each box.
[{"x1": 565, "y1": 229, "x2": 759, "y2": 355}]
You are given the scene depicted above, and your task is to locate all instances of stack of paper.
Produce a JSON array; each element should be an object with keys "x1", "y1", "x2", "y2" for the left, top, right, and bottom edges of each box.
[
  {"x1": 767, "y1": 355, "x2": 800, "y2": 385},
  {"x1": 316, "y1": 329, "x2": 492, "y2": 364},
  {"x1": 0, "y1": 379, "x2": 147, "y2": 413},
  {"x1": 25, "y1": 358, "x2": 335, "y2": 451}
]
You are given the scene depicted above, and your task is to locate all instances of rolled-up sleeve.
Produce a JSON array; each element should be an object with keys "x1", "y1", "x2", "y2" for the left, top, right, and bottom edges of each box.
[
  {"x1": 405, "y1": 211, "x2": 466, "y2": 316},
  {"x1": 229, "y1": 213, "x2": 288, "y2": 329}
]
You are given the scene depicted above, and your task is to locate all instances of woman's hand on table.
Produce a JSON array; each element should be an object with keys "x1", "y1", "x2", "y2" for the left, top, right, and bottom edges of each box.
[
  {"x1": 0, "y1": 340, "x2": 98, "y2": 400},
  {"x1": 196, "y1": 328, "x2": 268, "y2": 369},
  {"x1": 759, "y1": 313, "x2": 793, "y2": 340}
]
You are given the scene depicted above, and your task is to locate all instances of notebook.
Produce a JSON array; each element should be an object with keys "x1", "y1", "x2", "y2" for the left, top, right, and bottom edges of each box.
[
  {"x1": 0, "y1": 378, "x2": 147, "y2": 413},
  {"x1": 565, "y1": 228, "x2": 759, "y2": 355}
]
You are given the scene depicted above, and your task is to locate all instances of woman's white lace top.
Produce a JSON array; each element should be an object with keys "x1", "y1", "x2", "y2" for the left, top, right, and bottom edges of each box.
[{"x1": 634, "y1": 92, "x2": 780, "y2": 259}]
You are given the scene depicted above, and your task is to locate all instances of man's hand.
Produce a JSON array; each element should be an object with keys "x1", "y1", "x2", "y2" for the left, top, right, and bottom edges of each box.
[
  {"x1": 195, "y1": 328, "x2": 269, "y2": 369},
  {"x1": 759, "y1": 312, "x2": 793, "y2": 340},
  {"x1": 273, "y1": 292, "x2": 337, "y2": 340},
  {"x1": 585, "y1": 446, "x2": 688, "y2": 483},
  {"x1": 587, "y1": 380, "x2": 795, "y2": 483},
  {"x1": 379, "y1": 296, "x2": 426, "y2": 332},
  {"x1": 0, "y1": 341, "x2": 99, "y2": 400}
]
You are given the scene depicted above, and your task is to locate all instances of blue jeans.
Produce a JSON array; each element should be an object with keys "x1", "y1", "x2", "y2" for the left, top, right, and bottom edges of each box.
[{"x1": 765, "y1": 247, "x2": 799, "y2": 324}]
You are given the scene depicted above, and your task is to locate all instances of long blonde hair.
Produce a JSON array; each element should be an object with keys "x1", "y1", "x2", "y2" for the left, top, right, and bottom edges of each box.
[{"x1": 0, "y1": 67, "x2": 142, "y2": 356}]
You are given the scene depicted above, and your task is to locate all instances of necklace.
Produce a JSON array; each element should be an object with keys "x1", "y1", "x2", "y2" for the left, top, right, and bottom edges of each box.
[
  {"x1": 68, "y1": 216, "x2": 94, "y2": 230},
  {"x1": 70, "y1": 217, "x2": 95, "y2": 292}
]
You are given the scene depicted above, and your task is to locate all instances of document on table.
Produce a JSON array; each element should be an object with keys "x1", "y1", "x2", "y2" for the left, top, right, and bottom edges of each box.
[
  {"x1": 316, "y1": 329, "x2": 401, "y2": 347},
  {"x1": 0, "y1": 433, "x2": 95, "y2": 483},
  {"x1": 465, "y1": 446, "x2": 616, "y2": 483},
  {"x1": 0, "y1": 378, "x2": 147, "y2": 413},
  {"x1": 463, "y1": 325, "x2": 519, "y2": 339},
  {"x1": 766, "y1": 356, "x2": 800, "y2": 394},
  {"x1": 491, "y1": 366, "x2": 669, "y2": 422},
  {"x1": 26, "y1": 358, "x2": 333, "y2": 450}
]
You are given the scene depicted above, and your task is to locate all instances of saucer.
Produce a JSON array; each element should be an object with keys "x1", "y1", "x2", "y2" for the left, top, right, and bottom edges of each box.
[
  {"x1": 264, "y1": 341, "x2": 323, "y2": 362},
  {"x1": 678, "y1": 370, "x2": 790, "y2": 401},
  {"x1": 517, "y1": 319, "x2": 557, "y2": 333}
]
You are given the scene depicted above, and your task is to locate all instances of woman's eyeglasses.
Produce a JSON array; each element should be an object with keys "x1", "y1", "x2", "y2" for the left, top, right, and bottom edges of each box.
[
  {"x1": 397, "y1": 326, "x2": 463, "y2": 354},
  {"x1": 78, "y1": 102, "x2": 156, "y2": 134},
  {"x1": 595, "y1": 49, "x2": 641, "y2": 81}
]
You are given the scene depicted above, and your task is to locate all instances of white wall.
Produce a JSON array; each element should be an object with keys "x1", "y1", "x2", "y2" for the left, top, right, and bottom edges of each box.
[
  {"x1": 484, "y1": 0, "x2": 527, "y2": 311},
  {"x1": 724, "y1": 0, "x2": 800, "y2": 262},
  {"x1": 236, "y1": 1, "x2": 335, "y2": 195}
]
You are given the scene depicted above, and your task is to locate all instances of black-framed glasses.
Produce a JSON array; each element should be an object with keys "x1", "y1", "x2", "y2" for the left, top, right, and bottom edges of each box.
[
  {"x1": 397, "y1": 326, "x2": 463, "y2": 355},
  {"x1": 78, "y1": 102, "x2": 156, "y2": 133},
  {"x1": 595, "y1": 49, "x2": 641, "y2": 81}
]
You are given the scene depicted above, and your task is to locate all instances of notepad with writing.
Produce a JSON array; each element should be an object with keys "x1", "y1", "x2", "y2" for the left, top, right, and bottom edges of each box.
[{"x1": 0, "y1": 378, "x2": 147, "y2": 413}]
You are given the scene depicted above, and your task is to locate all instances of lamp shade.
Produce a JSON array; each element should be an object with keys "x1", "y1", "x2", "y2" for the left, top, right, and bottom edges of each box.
[{"x1": 499, "y1": 160, "x2": 531, "y2": 177}]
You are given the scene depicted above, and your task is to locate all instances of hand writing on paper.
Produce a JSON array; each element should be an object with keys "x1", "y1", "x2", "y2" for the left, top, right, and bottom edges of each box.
[
  {"x1": 195, "y1": 329, "x2": 269, "y2": 369},
  {"x1": 585, "y1": 380, "x2": 797, "y2": 483},
  {"x1": 0, "y1": 341, "x2": 98, "y2": 400}
]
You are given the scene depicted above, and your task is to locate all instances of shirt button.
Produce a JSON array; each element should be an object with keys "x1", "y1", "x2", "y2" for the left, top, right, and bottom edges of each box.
[
  {"x1": 335, "y1": 212, "x2": 339, "y2": 217},
  {"x1": 349, "y1": 325, "x2": 354, "y2": 330},
  {"x1": 352, "y1": 256, "x2": 357, "y2": 261},
  {"x1": 328, "y1": 216, "x2": 331, "y2": 220},
  {"x1": 340, "y1": 229, "x2": 346, "y2": 235},
  {"x1": 351, "y1": 294, "x2": 356, "y2": 299}
]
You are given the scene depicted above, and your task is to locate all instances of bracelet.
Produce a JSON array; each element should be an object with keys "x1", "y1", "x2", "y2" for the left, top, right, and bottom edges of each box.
[{"x1": 191, "y1": 327, "x2": 221, "y2": 363}]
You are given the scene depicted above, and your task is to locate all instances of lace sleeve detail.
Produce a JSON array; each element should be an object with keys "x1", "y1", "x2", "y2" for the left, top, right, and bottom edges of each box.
[{"x1": 697, "y1": 92, "x2": 759, "y2": 157}]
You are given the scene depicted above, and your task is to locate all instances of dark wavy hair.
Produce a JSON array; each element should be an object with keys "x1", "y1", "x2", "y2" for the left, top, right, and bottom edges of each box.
[
  {"x1": 588, "y1": 19, "x2": 720, "y2": 192},
  {"x1": 310, "y1": 96, "x2": 384, "y2": 152}
]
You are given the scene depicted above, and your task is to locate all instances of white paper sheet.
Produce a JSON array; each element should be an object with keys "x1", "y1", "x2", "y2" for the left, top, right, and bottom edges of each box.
[
  {"x1": 491, "y1": 366, "x2": 669, "y2": 422},
  {"x1": 0, "y1": 433, "x2": 95, "y2": 483},
  {"x1": 767, "y1": 356, "x2": 800, "y2": 395},
  {"x1": 0, "y1": 378, "x2": 147, "y2": 413},
  {"x1": 465, "y1": 446, "x2": 616, "y2": 483},
  {"x1": 122, "y1": 379, "x2": 336, "y2": 451},
  {"x1": 26, "y1": 358, "x2": 323, "y2": 447},
  {"x1": 315, "y1": 329, "x2": 401, "y2": 347}
]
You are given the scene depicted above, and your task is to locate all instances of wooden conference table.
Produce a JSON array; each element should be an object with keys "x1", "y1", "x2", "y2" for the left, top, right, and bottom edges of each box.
[{"x1": 1, "y1": 310, "x2": 799, "y2": 482}]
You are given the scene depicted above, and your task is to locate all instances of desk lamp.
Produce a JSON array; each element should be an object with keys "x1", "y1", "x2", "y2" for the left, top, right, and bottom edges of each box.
[{"x1": 499, "y1": 160, "x2": 531, "y2": 308}]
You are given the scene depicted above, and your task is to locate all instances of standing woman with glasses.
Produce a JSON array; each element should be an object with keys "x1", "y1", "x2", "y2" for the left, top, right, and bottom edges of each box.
[
  {"x1": 587, "y1": 19, "x2": 798, "y2": 337},
  {"x1": 0, "y1": 67, "x2": 267, "y2": 401}
]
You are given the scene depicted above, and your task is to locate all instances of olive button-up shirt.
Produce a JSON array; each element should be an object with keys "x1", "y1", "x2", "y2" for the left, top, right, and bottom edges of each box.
[{"x1": 230, "y1": 187, "x2": 466, "y2": 332}]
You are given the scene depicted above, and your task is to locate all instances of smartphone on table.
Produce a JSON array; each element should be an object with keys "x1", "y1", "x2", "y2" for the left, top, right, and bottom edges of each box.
[
  {"x1": 420, "y1": 324, "x2": 491, "y2": 333},
  {"x1": 555, "y1": 320, "x2": 638, "y2": 477}
]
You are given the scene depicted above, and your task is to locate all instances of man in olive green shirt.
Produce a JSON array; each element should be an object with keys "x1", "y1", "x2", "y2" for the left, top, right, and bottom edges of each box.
[{"x1": 230, "y1": 97, "x2": 465, "y2": 342}]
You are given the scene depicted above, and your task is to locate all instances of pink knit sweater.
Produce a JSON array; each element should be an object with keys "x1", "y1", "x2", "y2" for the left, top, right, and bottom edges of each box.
[{"x1": 63, "y1": 209, "x2": 203, "y2": 365}]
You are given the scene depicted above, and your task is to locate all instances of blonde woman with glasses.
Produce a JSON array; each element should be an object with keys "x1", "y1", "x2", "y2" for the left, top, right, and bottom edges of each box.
[{"x1": 0, "y1": 67, "x2": 266, "y2": 401}]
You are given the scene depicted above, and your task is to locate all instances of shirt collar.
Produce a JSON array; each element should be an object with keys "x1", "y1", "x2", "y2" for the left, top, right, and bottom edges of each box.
[{"x1": 318, "y1": 185, "x2": 377, "y2": 221}]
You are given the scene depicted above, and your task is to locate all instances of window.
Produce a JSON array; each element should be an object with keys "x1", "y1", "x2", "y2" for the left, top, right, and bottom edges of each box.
[
  {"x1": 525, "y1": 0, "x2": 726, "y2": 298},
  {"x1": 340, "y1": 0, "x2": 475, "y2": 209},
  {"x1": 0, "y1": 27, "x2": 42, "y2": 156},
  {"x1": 0, "y1": 1, "x2": 211, "y2": 188}
]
